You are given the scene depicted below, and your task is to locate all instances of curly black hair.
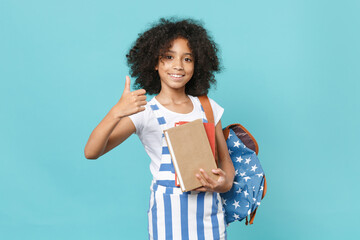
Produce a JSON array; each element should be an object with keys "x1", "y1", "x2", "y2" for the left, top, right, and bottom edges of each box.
[{"x1": 126, "y1": 17, "x2": 222, "y2": 96}]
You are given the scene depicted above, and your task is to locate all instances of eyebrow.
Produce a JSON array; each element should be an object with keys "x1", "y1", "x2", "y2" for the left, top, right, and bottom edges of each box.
[{"x1": 166, "y1": 50, "x2": 192, "y2": 56}]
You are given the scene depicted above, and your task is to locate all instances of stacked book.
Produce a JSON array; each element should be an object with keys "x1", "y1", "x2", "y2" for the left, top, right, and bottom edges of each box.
[{"x1": 164, "y1": 119, "x2": 218, "y2": 192}]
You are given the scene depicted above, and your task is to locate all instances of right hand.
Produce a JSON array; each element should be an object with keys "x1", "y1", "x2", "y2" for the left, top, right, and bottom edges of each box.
[{"x1": 111, "y1": 76, "x2": 147, "y2": 119}]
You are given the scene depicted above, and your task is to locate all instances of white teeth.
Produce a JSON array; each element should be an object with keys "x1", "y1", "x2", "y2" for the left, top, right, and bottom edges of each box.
[{"x1": 170, "y1": 74, "x2": 184, "y2": 77}]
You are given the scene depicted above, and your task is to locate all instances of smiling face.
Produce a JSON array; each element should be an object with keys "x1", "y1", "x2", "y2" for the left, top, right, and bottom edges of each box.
[{"x1": 155, "y1": 37, "x2": 194, "y2": 93}]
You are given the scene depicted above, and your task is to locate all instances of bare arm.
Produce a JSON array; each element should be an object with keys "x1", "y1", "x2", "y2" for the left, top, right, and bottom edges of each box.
[
  {"x1": 84, "y1": 76, "x2": 147, "y2": 159},
  {"x1": 195, "y1": 119, "x2": 235, "y2": 193},
  {"x1": 215, "y1": 120, "x2": 235, "y2": 190}
]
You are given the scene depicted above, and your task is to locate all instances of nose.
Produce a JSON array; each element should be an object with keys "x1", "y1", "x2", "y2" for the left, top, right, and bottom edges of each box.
[{"x1": 173, "y1": 58, "x2": 184, "y2": 70}]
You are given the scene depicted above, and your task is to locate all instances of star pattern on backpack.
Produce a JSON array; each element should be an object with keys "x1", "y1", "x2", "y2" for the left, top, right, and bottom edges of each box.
[{"x1": 220, "y1": 129, "x2": 266, "y2": 224}]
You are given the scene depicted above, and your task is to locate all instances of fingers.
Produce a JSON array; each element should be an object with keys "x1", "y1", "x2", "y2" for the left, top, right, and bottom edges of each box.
[
  {"x1": 136, "y1": 95, "x2": 147, "y2": 101},
  {"x1": 200, "y1": 169, "x2": 217, "y2": 185},
  {"x1": 138, "y1": 106, "x2": 146, "y2": 112},
  {"x1": 132, "y1": 95, "x2": 147, "y2": 107},
  {"x1": 123, "y1": 76, "x2": 146, "y2": 96},
  {"x1": 132, "y1": 88, "x2": 146, "y2": 96},
  {"x1": 196, "y1": 173, "x2": 213, "y2": 191},
  {"x1": 138, "y1": 101, "x2": 147, "y2": 107},
  {"x1": 118, "y1": 75, "x2": 147, "y2": 116},
  {"x1": 124, "y1": 76, "x2": 131, "y2": 93},
  {"x1": 196, "y1": 169, "x2": 215, "y2": 191},
  {"x1": 195, "y1": 168, "x2": 227, "y2": 193},
  {"x1": 193, "y1": 186, "x2": 207, "y2": 192},
  {"x1": 132, "y1": 93, "x2": 147, "y2": 108},
  {"x1": 212, "y1": 168, "x2": 226, "y2": 177}
]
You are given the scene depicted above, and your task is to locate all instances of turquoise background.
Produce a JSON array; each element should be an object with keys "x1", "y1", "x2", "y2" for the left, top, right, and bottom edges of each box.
[{"x1": 1, "y1": 0, "x2": 359, "y2": 239}]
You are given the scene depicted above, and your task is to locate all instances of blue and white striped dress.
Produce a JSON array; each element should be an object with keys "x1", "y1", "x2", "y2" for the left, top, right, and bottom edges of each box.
[{"x1": 147, "y1": 98, "x2": 227, "y2": 240}]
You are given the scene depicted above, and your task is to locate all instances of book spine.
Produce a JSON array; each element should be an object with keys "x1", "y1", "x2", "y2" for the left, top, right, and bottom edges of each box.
[{"x1": 164, "y1": 131, "x2": 185, "y2": 192}]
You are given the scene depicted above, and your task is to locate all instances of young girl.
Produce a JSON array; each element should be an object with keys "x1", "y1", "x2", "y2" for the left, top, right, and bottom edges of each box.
[{"x1": 84, "y1": 17, "x2": 235, "y2": 240}]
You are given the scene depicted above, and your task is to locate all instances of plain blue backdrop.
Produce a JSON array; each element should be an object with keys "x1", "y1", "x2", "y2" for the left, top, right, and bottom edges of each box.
[{"x1": 1, "y1": 0, "x2": 359, "y2": 239}]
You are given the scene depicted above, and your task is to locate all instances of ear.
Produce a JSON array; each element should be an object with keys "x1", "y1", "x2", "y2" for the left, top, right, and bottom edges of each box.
[{"x1": 155, "y1": 55, "x2": 161, "y2": 70}]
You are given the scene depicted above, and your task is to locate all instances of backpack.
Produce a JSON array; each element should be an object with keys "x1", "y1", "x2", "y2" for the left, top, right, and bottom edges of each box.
[{"x1": 198, "y1": 96, "x2": 267, "y2": 225}]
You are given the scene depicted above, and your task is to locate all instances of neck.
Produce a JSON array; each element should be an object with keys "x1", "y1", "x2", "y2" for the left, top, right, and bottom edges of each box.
[{"x1": 156, "y1": 87, "x2": 189, "y2": 104}]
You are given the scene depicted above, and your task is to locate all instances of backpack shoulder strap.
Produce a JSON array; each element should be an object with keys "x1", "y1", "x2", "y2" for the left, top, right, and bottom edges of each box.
[
  {"x1": 198, "y1": 95, "x2": 219, "y2": 164},
  {"x1": 198, "y1": 95, "x2": 214, "y2": 124}
]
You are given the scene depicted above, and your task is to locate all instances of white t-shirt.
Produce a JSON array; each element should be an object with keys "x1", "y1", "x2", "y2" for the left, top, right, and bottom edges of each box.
[{"x1": 128, "y1": 95, "x2": 224, "y2": 178}]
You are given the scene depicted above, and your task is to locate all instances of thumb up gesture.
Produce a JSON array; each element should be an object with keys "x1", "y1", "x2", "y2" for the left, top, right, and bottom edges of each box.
[{"x1": 111, "y1": 76, "x2": 147, "y2": 119}]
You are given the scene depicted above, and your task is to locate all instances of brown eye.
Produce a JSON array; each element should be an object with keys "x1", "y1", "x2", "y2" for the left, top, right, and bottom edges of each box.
[
  {"x1": 185, "y1": 58, "x2": 192, "y2": 62},
  {"x1": 165, "y1": 55, "x2": 173, "y2": 59}
]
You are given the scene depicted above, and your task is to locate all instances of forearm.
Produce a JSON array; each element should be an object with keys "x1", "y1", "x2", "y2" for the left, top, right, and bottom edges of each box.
[
  {"x1": 214, "y1": 120, "x2": 235, "y2": 192},
  {"x1": 84, "y1": 109, "x2": 120, "y2": 159},
  {"x1": 84, "y1": 76, "x2": 146, "y2": 159},
  {"x1": 218, "y1": 153, "x2": 235, "y2": 191}
]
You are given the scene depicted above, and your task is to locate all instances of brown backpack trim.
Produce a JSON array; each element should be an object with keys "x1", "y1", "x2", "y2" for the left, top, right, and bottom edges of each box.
[
  {"x1": 198, "y1": 95, "x2": 218, "y2": 165},
  {"x1": 198, "y1": 95, "x2": 214, "y2": 124},
  {"x1": 246, "y1": 175, "x2": 267, "y2": 225},
  {"x1": 223, "y1": 124, "x2": 259, "y2": 155}
]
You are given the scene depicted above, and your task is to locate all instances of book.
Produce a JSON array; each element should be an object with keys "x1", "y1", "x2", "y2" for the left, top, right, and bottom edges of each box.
[
  {"x1": 164, "y1": 119, "x2": 219, "y2": 192},
  {"x1": 175, "y1": 121, "x2": 216, "y2": 157},
  {"x1": 174, "y1": 121, "x2": 217, "y2": 187}
]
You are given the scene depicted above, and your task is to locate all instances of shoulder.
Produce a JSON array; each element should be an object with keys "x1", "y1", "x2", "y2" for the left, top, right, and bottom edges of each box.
[
  {"x1": 208, "y1": 97, "x2": 223, "y2": 110},
  {"x1": 190, "y1": 95, "x2": 224, "y2": 124},
  {"x1": 208, "y1": 97, "x2": 224, "y2": 125},
  {"x1": 190, "y1": 95, "x2": 223, "y2": 110}
]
